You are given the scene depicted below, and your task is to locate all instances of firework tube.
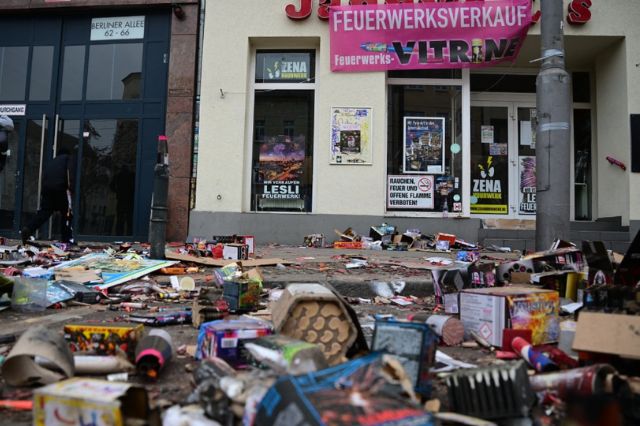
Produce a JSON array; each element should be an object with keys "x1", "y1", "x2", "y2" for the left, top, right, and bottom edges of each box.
[
  {"x1": 511, "y1": 337, "x2": 558, "y2": 372},
  {"x1": 529, "y1": 364, "x2": 616, "y2": 398},
  {"x1": 546, "y1": 347, "x2": 579, "y2": 369}
]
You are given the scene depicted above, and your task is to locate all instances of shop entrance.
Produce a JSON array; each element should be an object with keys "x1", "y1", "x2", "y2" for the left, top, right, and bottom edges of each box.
[
  {"x1": 469, "y1": 97, "x2": 537, "y2": 219},
  {"x1": 0, "y1": 12, "x2": 169, "y2": 240}
]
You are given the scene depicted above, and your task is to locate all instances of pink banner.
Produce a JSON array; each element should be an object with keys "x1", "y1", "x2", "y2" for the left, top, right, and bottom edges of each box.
[{"x1": 330, "y1": 0, "x2": 532, "y2": 72}]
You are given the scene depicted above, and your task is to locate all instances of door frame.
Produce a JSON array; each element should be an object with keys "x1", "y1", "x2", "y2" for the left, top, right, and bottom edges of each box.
[{"x1": 470, "y1": 93, "x2": 536, "y2": 220}]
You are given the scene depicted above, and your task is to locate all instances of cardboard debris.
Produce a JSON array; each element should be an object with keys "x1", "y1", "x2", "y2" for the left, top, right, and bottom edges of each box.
[
  {"x1": 165, "y1": 250, "x2": 293, "y2": 267},
  {"x1": 2, "y1": 325, "x2": 75, "y2": 386},
  {"x1": 54, "y1": 253, "x2": 177, "y2": 290},
  {"x1": 33, "y1": 378, "x2": 160, "y2": 426},
  {"x1": 54, "y1": 268, "x2": 102, "y2": 284},
  {"x1": 572, "y1": 312, "x2": 640, "y2": 360}
]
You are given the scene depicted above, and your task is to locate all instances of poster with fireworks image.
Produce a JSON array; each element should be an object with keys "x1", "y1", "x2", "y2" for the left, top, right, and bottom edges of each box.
[
  {"x1": 403, "y1": 117, "x2": 445, "y2": 174},
  {"x1": 330, "y1": 107, "x2": 372, "y2": 164},
  {"x1": 519, "y1": 156, "x2": 536, "y2": 215},
  {"x1": 256, "y1": 134, "x2": 306, "y2": 201}
]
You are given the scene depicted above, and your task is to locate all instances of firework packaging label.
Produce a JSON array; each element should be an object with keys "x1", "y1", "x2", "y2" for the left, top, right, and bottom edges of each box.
[
  {"x1": 64, "y1": 323, "x2": 144, "y2": 360},
  {"x1": 256, "y1": 352, "x2": 434, "y2": 426},
  {"x1": 460, "y1": 286, "x2": 559, "y2": 347},
  {"x1": 195, "y1": 317, "x2": 272, "y2": 368},
  {"x1": 34, "y1": 378, "x2": 159, "y2": 426}
]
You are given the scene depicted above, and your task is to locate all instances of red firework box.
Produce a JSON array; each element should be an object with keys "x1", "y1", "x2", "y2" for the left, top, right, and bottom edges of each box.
[
  {"x1": 64, "y1": 323, "x2": 144, "y2": 360},
  {"x1": 333, "y1": 241, "x2": 364, "y2": 249},
  {"x1": 195, "y1": 317, "x2": 272, "y2": 368}
]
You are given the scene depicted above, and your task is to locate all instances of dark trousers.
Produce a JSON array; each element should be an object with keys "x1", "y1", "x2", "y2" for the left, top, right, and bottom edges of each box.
[{"x1": 27, "y1": 189, "x2": 73, "y2": 242}]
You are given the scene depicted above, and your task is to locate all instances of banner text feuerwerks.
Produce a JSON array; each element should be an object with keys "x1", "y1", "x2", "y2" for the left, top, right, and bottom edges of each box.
[{"x1": 330, "y1": 0, "x2": 532, "y2": 72}]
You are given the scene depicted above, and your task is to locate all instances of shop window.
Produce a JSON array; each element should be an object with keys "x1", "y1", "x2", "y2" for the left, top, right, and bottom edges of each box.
[
  {"x1": 572, "y1": 72, "x2": 591, "y2": 103},
  {"x1": 471, "y1": 74, "x2": 536, "y2": 93},
  {"x1": 388, "y1": 69, "x2": 461, "y2": 79},
  {"x1": 251, "y1": 90, "x2": 314, "y2": 212},
  {"x1": 251, "y1": 50, "x2": 315, "y2": 213},
  {"x1": 0, "y1": 46, "x2": 29, "y2": 101},
  {"x1": 86, "y1": 43, "x2": 143, "y2": 100},
  {"x1": 387, "y1": 85, "x2": 463, "y2": 213},
  {"x1": 61, "y1": 46, "x2": 86, "y2": 101},
  {"x1": 255, "y1": 51, "x2": 315, "y2": 84},
  {"x1": 573, "y1": 109, "x2": 592, "y2": 220}
]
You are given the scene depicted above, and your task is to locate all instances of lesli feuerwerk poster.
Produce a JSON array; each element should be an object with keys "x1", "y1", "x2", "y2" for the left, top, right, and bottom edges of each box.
[
  {"x1": 256, "y1": 134, "x2": 306, "y2": 202},
  {"x1": 403, "y1": 117, "x2": 445, "y2": 174},
  {"x1": 330, "y1": 107, "x2": 372, "y2": 164}
]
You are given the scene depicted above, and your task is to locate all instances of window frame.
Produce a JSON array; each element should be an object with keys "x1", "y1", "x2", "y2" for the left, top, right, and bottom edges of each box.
[
  {"x1": 246, "y1": 47, "x2": 317, "y2": 214},
  {"x1": 385, "y1": 69, "x2": 470, "y2": 218}
]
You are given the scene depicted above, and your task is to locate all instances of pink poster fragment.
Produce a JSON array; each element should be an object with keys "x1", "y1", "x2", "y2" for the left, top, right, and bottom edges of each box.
[{"x1": 329, "y1": 0, "x2": 532, "y2": 72}]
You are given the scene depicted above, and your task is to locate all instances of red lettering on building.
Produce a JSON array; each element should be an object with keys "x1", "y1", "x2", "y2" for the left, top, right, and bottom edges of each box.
[
  {"x1": 285, "y1": 0, "x2": 588, "y2": 26},
  {"x1": 567, "y1": 0, "x2": 592, "y2": 25},
  {"x1": 285, "y1": 0, "x2": 313, "y2": 20}
]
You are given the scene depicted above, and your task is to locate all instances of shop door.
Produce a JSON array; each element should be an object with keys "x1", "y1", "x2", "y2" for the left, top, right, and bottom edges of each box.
[
  {"x1": 469, "y1": 101, "x2": 536, "y2": 219},
  {"x1": 0, "y1": 12, "x2": 169, "y2": 241}
]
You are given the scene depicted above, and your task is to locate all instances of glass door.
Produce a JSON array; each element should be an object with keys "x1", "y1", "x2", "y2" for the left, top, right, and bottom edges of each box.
[
  {"x1": 469, "y1": 101, "x2": 536, "y2": 219},
  {"x1": 470, "y1": 104, "x2": 511, "y2": 216},
  {"x1": 1, "y1": 12, "x2": 169, "y2": 241},
  {"x1": 515, "y1": 106, "x2": 537, "y2": 217}
]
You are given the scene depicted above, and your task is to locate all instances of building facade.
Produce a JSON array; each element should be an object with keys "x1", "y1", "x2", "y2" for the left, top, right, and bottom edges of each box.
[
  {"x1": 190, "y1": 0, "x2": 639, "y2": 248},
  {"x1": 0, "y1": 0, "x2": 199, "y2": 242}
]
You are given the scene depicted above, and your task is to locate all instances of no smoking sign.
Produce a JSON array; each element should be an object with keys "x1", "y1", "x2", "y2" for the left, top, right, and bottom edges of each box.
[{"x1": 418, "y1": 177, "x2": 432, "y2": 192}]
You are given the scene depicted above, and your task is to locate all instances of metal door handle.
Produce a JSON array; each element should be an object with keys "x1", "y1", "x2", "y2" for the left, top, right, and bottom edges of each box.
[
  {"x1": 36, "y1": 114, "x2": 48, "y2": 211},
  {"x1": 52, "y1": 114, "x2": 59, "y2": 157}
]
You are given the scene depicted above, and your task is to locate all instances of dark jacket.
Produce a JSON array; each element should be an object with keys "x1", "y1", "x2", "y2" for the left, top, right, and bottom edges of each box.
[{"x1": 42, "y1": 154, "x2": 75, "y2": 192}]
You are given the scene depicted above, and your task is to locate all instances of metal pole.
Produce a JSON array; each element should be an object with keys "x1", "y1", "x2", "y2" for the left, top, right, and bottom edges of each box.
[
  {"x1": 535, "y1": 0, "x2": 572, "y2": 250},
  {"x1": 149, "y1": 135, "x2": 169, "y2": 259}
]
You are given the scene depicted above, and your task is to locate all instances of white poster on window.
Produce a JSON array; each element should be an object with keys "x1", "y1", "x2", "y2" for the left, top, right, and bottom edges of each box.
[
  {"x1": 481, "y1": 125, "x2": 494, "y2": 143},
  {"x1": 91, "y1": 16, "x2": 145, "y2": 41},
  {"x1": 387, "y1": 175, "x2": 434, "y2": 209},
  {"x1": 520, "y1": 121, "x2": 533, "y2": 146}
]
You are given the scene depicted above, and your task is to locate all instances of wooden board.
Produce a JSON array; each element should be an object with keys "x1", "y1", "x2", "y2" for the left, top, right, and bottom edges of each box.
[{"x1": 165, "y1": 251, "x2": 294, "y2": 267}]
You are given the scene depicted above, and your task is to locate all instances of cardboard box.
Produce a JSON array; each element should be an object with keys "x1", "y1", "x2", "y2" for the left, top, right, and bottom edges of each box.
[
  {"x1": 460, "y1": 287, "x2": 559, "y2": 347},
  {"x1": 372, "y1": 319, "x2": 437, "y2": 396},
  {"x1": 192, "y1": 287, "x2": 228, "y2": 328},
  {"x1": 222, "y1": 243, "x2": 249, "y2": 260},
  {"x1": 196, "y1": 317, "x2": 272, "y2": 367},
  {"x1": 63, "y1": 323, "x2": 144, "y2": 359},
  {"x1": 256, "y1": 352, "x2": 434, "y2": 426},
  {"x1": 271, "y1": 283, "x2": 359, "y2": 365},
  {"x1": 211, "y1": 235, "x2": 255, "y2": 255},
  {"x1": 33, "y1": 378, "x2": 159, "y2": 426},
  {"x1": 572, "y1": 312, "x2": 640, "y2": 360}
]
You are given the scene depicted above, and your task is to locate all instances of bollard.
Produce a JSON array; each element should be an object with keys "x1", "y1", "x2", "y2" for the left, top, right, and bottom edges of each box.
[{"x1": 149, "y1": 135, "x2": 169, "y2": 259}]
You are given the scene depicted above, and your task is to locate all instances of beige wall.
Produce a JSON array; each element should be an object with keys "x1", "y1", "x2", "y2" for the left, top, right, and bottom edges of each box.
[{"x1": 196, "y1": 0, "x2": 640, "y2": 222}]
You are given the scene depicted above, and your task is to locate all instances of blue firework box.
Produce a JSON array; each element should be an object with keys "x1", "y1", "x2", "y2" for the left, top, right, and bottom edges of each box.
[
  {"x1": 372, "y1": 318, "x2": 438, "y2": 397},
  {"x1": 256, "y1": 352, "x2": 434, "y2": 426}
]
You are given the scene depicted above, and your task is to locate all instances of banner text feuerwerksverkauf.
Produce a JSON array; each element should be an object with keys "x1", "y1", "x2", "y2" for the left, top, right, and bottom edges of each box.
[{"x1": 329, "y1": 0, "x2": 532, "y2": 72}]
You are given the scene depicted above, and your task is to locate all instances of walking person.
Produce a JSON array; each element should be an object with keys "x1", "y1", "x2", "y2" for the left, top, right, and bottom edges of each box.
[
  {"x1": 0, "y1": 114, "x2": 14, "y2": 173},
  {"x1": 21, "y1": 148, "x2": 76, "y2": 244}
]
